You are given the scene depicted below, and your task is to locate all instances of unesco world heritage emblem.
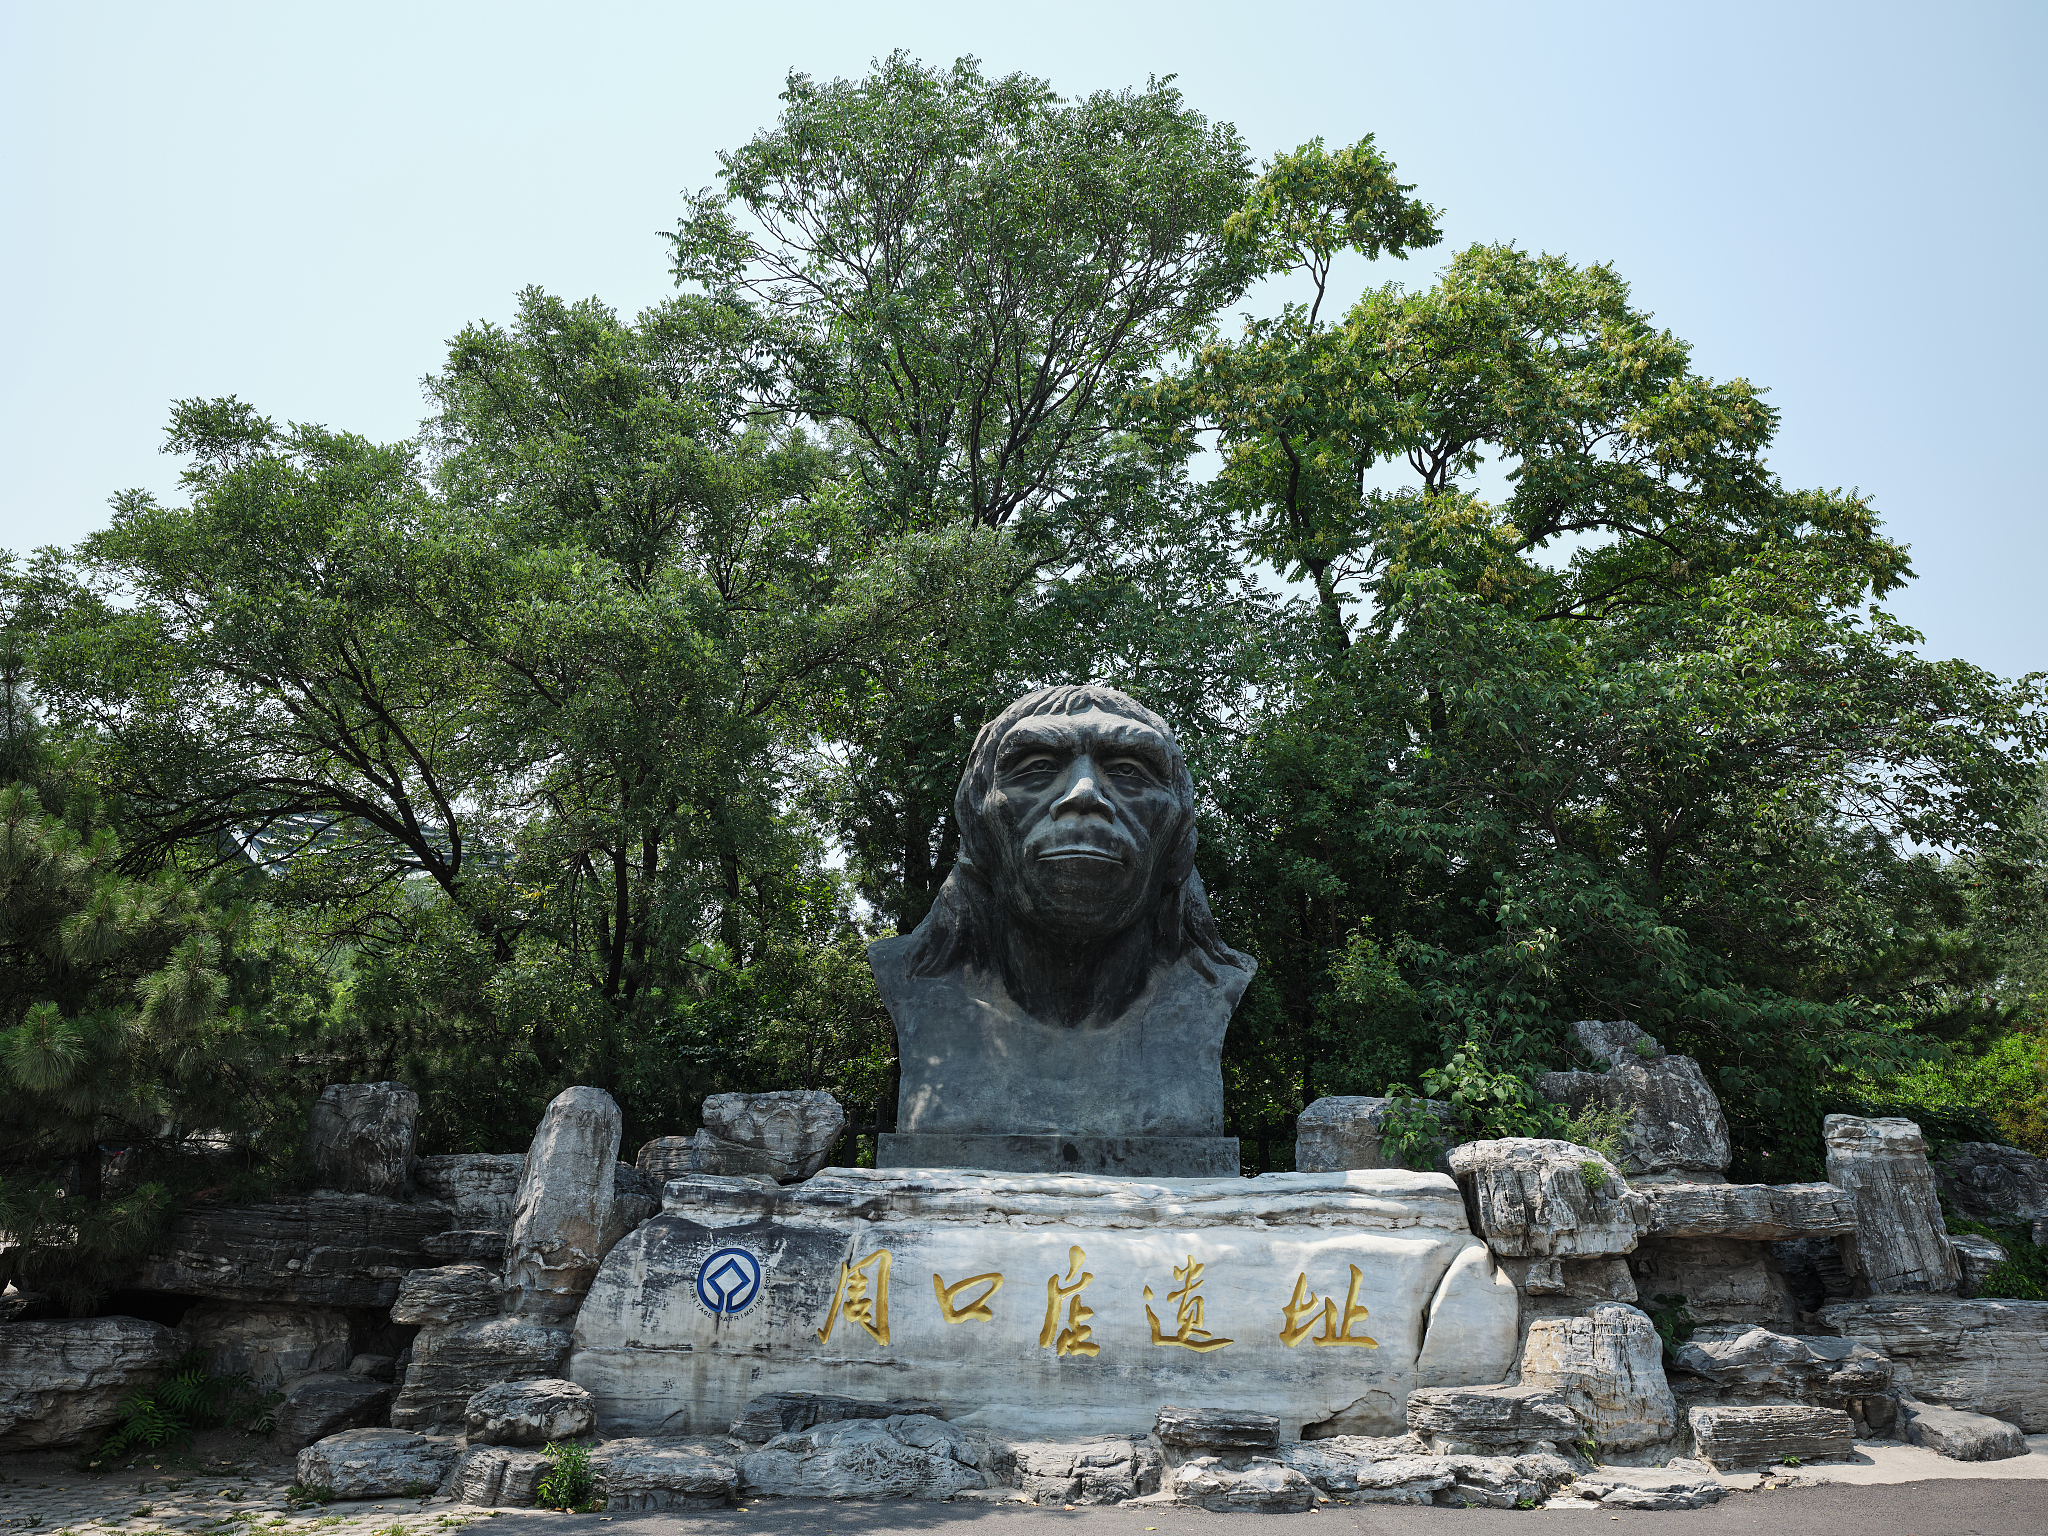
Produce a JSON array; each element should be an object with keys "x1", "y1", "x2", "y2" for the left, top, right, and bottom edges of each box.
[{"x1": 693, "y1": 1246, "x2": 764, "y2": 1317}]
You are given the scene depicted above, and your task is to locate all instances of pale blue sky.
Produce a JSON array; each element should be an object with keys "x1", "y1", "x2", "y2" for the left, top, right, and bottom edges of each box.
[{"x1": 3, "y1": 1, "x2": 2041, "y2": 681}]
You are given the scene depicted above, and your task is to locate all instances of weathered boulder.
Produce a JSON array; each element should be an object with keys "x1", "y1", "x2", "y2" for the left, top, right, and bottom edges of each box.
[
  {"x1": 1404, "y1": 1385, "x2": 1577, "y2": 1451},
  {"x1": 504, "y1": 1085, "x2": 621, "y2": 1321},
  {"x1": 419, "y1": 1229, "x2": 507, "y2": 1266},
  {"x1": 1279, "y1": 1440, "x2": 1451, "y2": 1502},
  {"x1": 1686, "y1": 1404, "x2": 1854, "y2": 1469},
  {"x1": 1448, "y1": 1139, "x2": 1649, "y2": 1258},
  {"x1": 389, "y1": 1317, "x2": 572, "y2": 1432},
  {"x1": 1824, "y1": 1115, "x2": 1961, "y2": 1294},
  {"x1": 272, "y1": 1373, "x2": 394, "y2": 1450},
  {"x1": 1002, "y1": 1437, "x2": 1162, "y2": 1503},
  {"x1": 1517, "y1": 1303, "x2": 1675, "y2": 1450},
  {"x1": 1626, "y1": 1236, "x2": 1799, "y2": 1329},
  {"x1": 1950, "y1": 1233, "x2": 2009, "y2": 1298},
  {"x1": 304, "y1": 1081, "x2": 418, "y2": 1197},
  {"x1": 1819, "y1": 1296, "x2": 2048, "y2": 1430},
  {"x1": 1574, "y1": 1475, "x2": 1725, "y2": 1510},
  {"x1": 738, "y1": 1414, "x2": 994, "y2": 1499},
  {"x1": 1537, "y1": 1021, "x2": 1732, "y2": 1180},
  {"x1": 1933, "y1": 1142, "x2": 2048, "y2": 1227},
  {"x1": 390, "y1": 1264, "x2": 500, "y2": 1326},
  {"x1": 701, "y1": 1090, "x2": 846, "y2": 1182},
  {"x1": 464, "y1": 1377, "x2": 595, "y2": 1446},
  {"x1": 593, "y1": 1438, "x2": 739, "y2": 1510},
  {"x1": 1900, "y1": 1398, "x2": 2027, "y2": 1461},
  {"x1": 1430, "y1": 1452, "x2": 1576, "y2": 1509},
  {"x1": 177, "y1": 1302, "x2": 354, "y2": 1387},
  {"x1": 678, "y1": 1129, "x2": 784, "y2": 1180},
  {"x1": 1639, "y1": 1181, "x2": 1856, "y2": 1241},
  {"x1": 348, "y1": 1353, "x2": 398, "y2": 1381},
  {"x1": 414, "y1": 1153, "x2": 526, "y2": 1228},
  {"x1": 1170, "y1": 1457, "x2": 1316, "y2": 1513},
  {"x1": 1672, "y1": 1326, "x2": 1891, "y2": 1403},
  {"x1": 1154, "y1": 1405, "x2": 1281, "y2": 1458},
  {"x1": 598, "y1": 1162, "x2": 658, "y2": 1261},
  {"x1": 0, "y1": 1317, "x2": 180, "y2": 1450},
  {"x1": 634, "y1": 1135, "x2": 693, "y2": 1186},
  {"x1": 131, "y1": 1193, "x2": 451, "y2": 1306},
  {"x1": 1295, "y1": 1096, "x2": 1458, "y2": 1173},
  {"x1": 445, "y1": 1445, "x2": 555, "y2": 1507},
  {"x1": 729, "y1": 1391, "x2": 946, "y2": 1445},
  {"x1": 296, "y1": 1428, "x2": 463, "y2": 1498},
  {"x1": 1497, "y1": 1254, "x2": 1636, "y2": 1301}
]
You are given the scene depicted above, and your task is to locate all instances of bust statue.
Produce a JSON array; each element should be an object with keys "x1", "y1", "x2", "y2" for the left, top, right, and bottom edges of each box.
[{"x1": 869, "y1": 685, "x2": 1255, "y2": 1176}]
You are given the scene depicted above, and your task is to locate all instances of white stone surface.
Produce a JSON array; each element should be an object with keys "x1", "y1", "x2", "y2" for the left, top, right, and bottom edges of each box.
[
  {"x1": 593, "y1": 1437, "x2": 740, "y2": 1510},
  {"x1": 738, "y1": 1414, "x2": 994, "y2": 1498},
  {"x1": 570, "y1": 1166, "x2": 1516, "y2": 1438},
  {"x1": 1447, "y1": 1139, "x2": 1650, "y2": 1258},
  {"x1": 505, "y1": 1085, "x2": 622, "y2": 1321},
  {"x1": 1901, "y1": 1398, "x2": 2027, "y2": 1462},
  {"x1": 1518, "y1": 1302, "x2": 1676, "y2": 1450}
]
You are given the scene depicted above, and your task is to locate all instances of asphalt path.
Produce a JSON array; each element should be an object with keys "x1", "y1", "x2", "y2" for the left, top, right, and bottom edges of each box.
[{"x1": 514, "y1": 1482, "x2": 2044, "y2": 1536}]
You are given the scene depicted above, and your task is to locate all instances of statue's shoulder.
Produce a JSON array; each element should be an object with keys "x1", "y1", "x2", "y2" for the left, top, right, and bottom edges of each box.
[{"x1": 866, "y1": 932, "x2": 917, "y2": 984}]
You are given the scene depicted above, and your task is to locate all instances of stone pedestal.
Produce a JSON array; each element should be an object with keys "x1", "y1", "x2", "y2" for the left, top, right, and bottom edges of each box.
[
  {"x1": 877, "y1": 1133, "x2": 1238, "y2": 1178},
  {"x1": 569, "y1": 1167, "x2": 1518, "y2": 1440}
]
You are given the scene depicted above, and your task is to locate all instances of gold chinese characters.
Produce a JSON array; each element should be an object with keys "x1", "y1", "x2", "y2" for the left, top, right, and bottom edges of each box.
[
  {"x1": 817, "y1": 1247, "x2": 893, "y2": 1346},
  {"x1": 932, "y1": 1269, "x2": 1004, "y2": 1323},
  {"x1": 1278, "y1": 1264, "x2": 1379, "y2": 1348},
  {"x1": 1039, "y1": 1245, "x2": 1100, "y2": 1357},
  {"x1": 1145, "y1": 1255, "x2": 1233, "y2": 1352}
]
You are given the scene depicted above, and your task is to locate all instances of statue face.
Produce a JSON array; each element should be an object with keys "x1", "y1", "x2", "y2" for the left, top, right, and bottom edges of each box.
[{"x1": 982, "y1": 705, "x2": 1181, "y2": 941}]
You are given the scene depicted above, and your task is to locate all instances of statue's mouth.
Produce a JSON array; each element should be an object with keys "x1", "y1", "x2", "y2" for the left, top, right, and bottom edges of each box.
[{"x1": 1034, "y1": 847, "x2": 1126, "y2": 864}]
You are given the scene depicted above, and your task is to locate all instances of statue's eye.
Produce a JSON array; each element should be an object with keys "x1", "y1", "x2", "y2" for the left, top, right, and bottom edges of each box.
[
  {"x1": 1105, "y1": 759, "x2": 1149, "y2": 780},
  {"x1": 1012, "y1": 755, "x2": 1060, "y2": 777}
]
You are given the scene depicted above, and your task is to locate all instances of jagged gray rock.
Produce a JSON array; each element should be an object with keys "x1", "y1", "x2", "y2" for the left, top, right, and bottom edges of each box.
[
  {"x1": 0, "y1": 1317, "x2": 180, "y2": 1450},
  {"x1": 1447, "y1": 1139, "x2": 1649, "y2": 1257},
  {"x1": 1002, "y1": 1438, "x2": 1162, "y2": 1503},
  {"x1": 389, "y1": 1264, "x2": 500, "y2": 1326},
  {"x1": 633, "y1": 1135, "x2": 695, "y2": 1186},
  {"x1": 445, "y1": 1446, "x2": 554, "y2": 1507},
  {"x1": 1900, "y1": 1398, "x2": 2027, "y2": 1461},
  {"x1": 177, "y1": 1303, "x2": 354, "y2": 1387},
  {"x1": 738, "y1": 1414, "x2": 993, "y2": 1499},
  {"x1": 1404, "y1": 1385, "x2": 1577, "y2": 1451},
  {"x1": 503, "y1": 1086, "x2": 622, "y2": 1321},
  {"x1": 1639, "y1": 1181, "x2": 1856, "y2": 1240},
  {"x1": 593, "y1": 1438, "x2": 739, "y2": 1510},
  {"x1": 464, "y1": 1377, "x2": 595, "y2": 1446},
  {"x1": 1824, "y1": 1115, "x2": 1961, "y2": 1294},
  {"x1": 1170, "y1": 1457, "x2": 1315, "y2": 1512},
  {"x1": 1432, "y1": 1452, "x2": 1576, "y2": 1509},
  {"x1": 1518, "y1": 1303, "x2": 1675, "y2": 1450},
  {"x1": 1933, "y1": 1142, "x2": 2048, "y2": 1227},
  {"x1": 700, "y1": 1090, "x2": 846, "y2": 1182},
  {"x1": 728, "y1": 1391, "x2": 945, "y2": 1445},
  {"x1": 1626, "y1": 1236, "x2": 1800, "y2": 1329},
  {"x1": 1687, "y1": 1404, "x2": 1853, "y2": 1469},
  {"x1": 388, "y1": 1317, "x2": 572, "y2": 1432},
  {"x1": 1950, "y1": 1233, "x2": 2009, "y2": 1298},
  {"x1": 347, "y1": 1354, "x2": 397, "y2": 1381},
  {"x1": 678, "y1": 1130, "x2": 783, "y2": 1180},
  {"x1": 304, "y1": 1082, "x2": 418, "y2": 1198},
  {"x1": 132, "y1": 1193, "x2": 452, "y2": 1307},
  {"x1": 414, "y1": 1153, "x2": 526, "y2": 1228},
  {"x1": 296, "y1": 1428, "x2": 463, "y2": 1498},
  {"x1": 419, "y1": 1229, "x2": 507, "y2": 1265},
  {"x1": 1498, "y1": 1255, "x2": 1636, "y2": 1300},
  {"x1": 1153, "y1": 1406, "x2": 1281, "y2": 1457},
  {"x1": 1295, "y1": 1096, "x2": 1458, "y2": 1173},
  {"x1": 1279, "y1": 1441, "x2": 1452, "y2": 1502},
  {"x1": 1537, "y1": 1022, "x2": 1732, "y2": 1179},
  {"x1": 1819, "y1": 1296, "x2": 2048, "y2": 1430},
  {"x1": 1575, "y1": 1476, "x2": 1725, "y2": 1510},
  {"x1": 598, "y1": 1162, "x2": 658, "y2": 1261},
  {"x1": 1775, "y1": 1233, "x2": 1857, "y2": 1314},
  {"x1": 1673, "y1": 1326, "x2": 1891, "y2": 1402},
  {"x1": 272, "y1": 1373, "x2": 394, "y2": 1450}
]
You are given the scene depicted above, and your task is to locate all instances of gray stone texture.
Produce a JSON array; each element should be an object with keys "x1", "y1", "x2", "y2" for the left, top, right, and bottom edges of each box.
[
  {"x1": 0, "y1": 1316, "x2": 180, "y2": 1450},
  {"x1": 1933, "y1": 1141, "x2": 2048, "y2": 1227},
  {"x1": 414, "y1": 1153, "x2": 526, "y2": 1228},
  {"x1": 701, "y1": 1090, "x2": 847, "y2": 1182},
  {"x1": 347, "y1": 1353, "x2": 398, "y2": 1381},
  {"x1": 464, "y1": 1377, "x2": 595, "y2": 1446},
  {"x1": 1537, "y1": 1021, "x2": 1732, "y2": 1179},
  {"x1": 1824, "y1": 1114, "x2": 1962, "y2": 1294},
  {"x1": 130, "y1": 1193, "x2": 452, "y2": 1307},
  {"x1": 677, "y1": 1129, "x2": 782, "y2": 1180},
  {"x1": 599, "y1": 1161, "x2": 658, "y2": 1262},
  {"x1": 389, "y1": 1264, "x2": 500, "y2": 1326},
  {"x1": 303, "y1": 1081, "x2": 418, "y2": 1197},
  {"x1": 1575, "y1": 1476, "x2": 1725, "y2": 1510},
  {"x1": 729, "y1": 1391, "x2": 946, "y2": 1445},
  {"x1": 1001, "y1": 1437, "x2": 1162, "y2": 1504},
  {"x1": 1626, "y1": 1235, "x2": 1799, "y2": 1330},
  {"x1": 1295, "y1": 1095, "x2": 1458, "y2": 1173},
  {"x1": 1404, "y1": 1385, "x2": 1578, "y2": 1451},
  {"x1": 504, "y1": 1084, "x2": 622, "y2": 1321},
  {"x1": 176, "y1": 1302, "x2": 354, "y2": 1387},
  {"x1": 1278, "y1": 1441, "x2": 1575, "y2": 1508},
  {"x1": 1447, "y1": 1138, "x2": 1649, "y2": 1258},
  {"x1": 1686, "y1": 1404, "x2": 1855, "y2": 1469},
  {"x1": 1169, "y1": 1457, "x2": 1316, "y2": 1513},
  {"x1": 635, "y1": 1135, "x2": 696, "y2": 1186},
  {"x1": 593, "y1": 1438, "x2": 740, "y2": 1510},
  {"x1": 1950, "y1": 1232, "x2": 2010, "y2": 1298},
  {"x1": 388, "y1": 1316, "x2": 572, "y2": 1432},
  {"x1": 878, "y1": 1132, "x2": 1238, "y2": 1176},
  {"x1": 1498, "y1": 1255, "x2": 1637, "y2": 1301},
  {"x1": 295, "y1": 1428, "x2": 463, "y2": 1499},
  {"x1": 445, "y1": 1445, "x2": 556, "y2": 1507},
  {"x1": 271, "y1": 1373, "x2": 394, "y2": 1450},
  {"x1": 419, "y1": 1229, "x2": 507, "y2": 1265},
  {"x1": 1153, "y1": 1406, "x2": 1282, "y2": 1456},
  {"x1": 738, "y1": 1414, "x2": 994, "y2": 1499},
  {"x1": 1639, "y1": 1180, "x2": 1856, "y2": 1241},
  {"x1": 1517, "y1": 1302, "x2": 1676, "y2": 1450},
  {"x1": 1672, "y1": 1326, "x2": 1891, "y2": 1404},
  {"x1": 1900, "y1": 1398, "x2": 2028, "y2": 1461},
  {"x1": 1819, "y1": 1296, "x2": 2048, "y2": 1430}
]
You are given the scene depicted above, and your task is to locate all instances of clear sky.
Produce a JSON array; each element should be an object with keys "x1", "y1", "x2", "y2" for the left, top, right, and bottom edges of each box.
[{"x1": 3, "y1": 1, "x2": 2041, "y2": 681}]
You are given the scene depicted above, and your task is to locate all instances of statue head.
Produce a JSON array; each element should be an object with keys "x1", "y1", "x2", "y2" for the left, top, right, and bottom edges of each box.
[{"x1": 905, "y1": 685, "x2": 1249, "y2": 986}]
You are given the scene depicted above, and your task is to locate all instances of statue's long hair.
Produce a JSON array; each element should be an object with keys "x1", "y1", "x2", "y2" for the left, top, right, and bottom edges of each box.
[{"x1": 904, "y1": 685, "x2": 1252, "y2": 983}]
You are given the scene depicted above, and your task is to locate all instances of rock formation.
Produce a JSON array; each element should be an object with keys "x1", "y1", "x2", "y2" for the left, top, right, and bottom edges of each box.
[
  {"x1": 1824, "y1": 1115, "x2": 1962, "y2": 1294},
  {"x1": 303, "y1": 1081, "x2": 419, "y2": 1198}
]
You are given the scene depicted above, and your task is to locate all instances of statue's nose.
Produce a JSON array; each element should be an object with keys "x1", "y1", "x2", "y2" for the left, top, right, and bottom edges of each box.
[{"x1": 1051, "y1": 756, "x2": 1113, "y2": 817}]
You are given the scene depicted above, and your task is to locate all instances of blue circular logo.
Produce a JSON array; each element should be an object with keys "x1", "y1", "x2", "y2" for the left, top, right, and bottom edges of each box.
[{"x1": 694, "y1": 1246, "x2": 764, "y2": 1316}]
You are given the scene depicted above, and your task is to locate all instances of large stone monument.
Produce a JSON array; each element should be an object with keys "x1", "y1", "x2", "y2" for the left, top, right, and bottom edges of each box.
[{"x1": 870, "y1": 686, "x2": 1253, "y2": 1177}]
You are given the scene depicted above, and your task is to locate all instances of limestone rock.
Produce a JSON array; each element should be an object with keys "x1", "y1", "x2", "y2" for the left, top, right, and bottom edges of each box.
[
  {"x1": 677, "y1": 1130, "x2": 782, "y2": 1180},
  {"x1": 445, "y1": 1446, "x2": 554, "y2": 1507},
  {"x1": 1639, "y1": 1181, "x2": 1856, "y2": 1241},
  {"x1": 1153, "y1": 1405, "x2": 1280, "y2": 1457},
  {"x1": 177, "y1": 1302, "x2": 354, "y2": 1387},
  {"x1": 1518, "y1": 1303, "x2": 1676, "y2": 1450},
  {"x1": 414, "y1": 1153, "x2": 526, "y2": 1228},
  {"x1": 389, "y1": 1265, "x2": 500, "y2": 1326},
  {"x1": 1687, "y1": 1404, "x2": 1854, "y2": 1469},
  {"x1": 389, "y1": 1317, "x2": 572, "y2": 1433},
  {"x1": 1002, "y1": 1437, "x2": 1161, "y2": 1504},
  {"x1": 700, "y1": 1090, "x2": 847, "y2": 1182},
  {"x1": 598, "y1": 1162, "x2": 658, "y2": 1261},
  {"x1": 729, "y1": 1391, "x2": 945, "y2": 1445},
  {"x1": 131, "y1": 1193, "x2": 452, "y2": 1307},
  {"x1": 1774, "y1": 1234, "x2": 1856, "y2": 1315},
  {"x1": 0, "y1": 1317, "x2": 180, "y2": 1450},
  {"x1": 1819, "y1": 1296, "x2": 2048, "y2": 1431},
  {"x1": 1933, "y1": 1142, "x2": 2048, "y2": 1227},
  {"x1": 464, "y1": 1377, "x2": 595, "y2": 1446},
  {"x1": 1170, "y1": 1456, "x2": 1315, "y2": 1513},
  {"x1": 1498, "y1": 1255, "x2": 1636, "y2": 1300},
  {"x1": 1576, "y1": 1475, "x2": 1725, "y2": 1510},
  {"x1": 1447, "y1": 1139, "x2": 1650, "y2": 1258},
  {"x1": 1900, "y1": 1398, "x2": 2027, "y2": 1461},
  {"x1": 272, "y1": 1373, "x2": 394, "y2": 1450},
  {"x1": 304, "y1": 1082, "x2": 418, "y2": 1197},
  {"x1": 1278, "y1": 1440, "x2": 1452, "y2": 1502},
  {"x1": 1431, "y1": 1452, "x2": 1576, "y2": 1509},
  {"x1": 296, "y1": 1428, "x2": 462, "y2": 1499},
  {"x1": 592, "y1": 1438, "x2": 739, "y2": 1510},
  {"x1": 1672, "y1": 1326, "x2": 1891, "y2": 1402},
  {"x1": 1404, "y1": 1385, "x2": 1577, "y2": 1451},
  {"x1": 1415, "y1": 1241, "x2": 1522, "y2": 1390},
  {"x1": 1824, "y1": 1115, "x2": 1961, "y2": 1294},
  {"x1": 348, "y1": 1354, "x2": 398, "y2": 1381},
  {"x1": 738, "y1": 1413, "x2": 993, "y2": 1499},
  {"x1": 1950, "y1": 1233, "x2": 2009, "y2": 1298},
  {"x1": 1626, "y1": 1236, "x2": 1798, "y2": 1329},
  {"x1": 419, "y1": 1229, "x2": 507, "y2": 1266},
  {"x1": 1537, "y1": 1022, "x2": 1732, "y2": 1179},
  {"x1": 1295, "y1": 1096, "x2": 1458, "y2": 1173},
  {"x1": 504, "y1": 1085, "x2": 621, "y2": 1321}
]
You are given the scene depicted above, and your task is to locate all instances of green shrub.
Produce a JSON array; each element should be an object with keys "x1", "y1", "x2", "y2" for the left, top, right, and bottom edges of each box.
[
  {"x1": 95, "y1": 1352, "x2": 273, "y2": 1459},
  {"x1": 534, "y1": 1442, "x2": 598, "y2": 1512}
]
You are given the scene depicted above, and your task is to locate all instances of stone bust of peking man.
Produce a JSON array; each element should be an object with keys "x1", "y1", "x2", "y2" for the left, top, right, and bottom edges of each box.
[{"x1": 870, "y1": 685, "x2": 1256, "y2": 1177}]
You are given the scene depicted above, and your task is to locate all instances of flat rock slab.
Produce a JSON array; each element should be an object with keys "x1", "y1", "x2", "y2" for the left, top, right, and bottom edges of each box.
[
  {"x1": 1154, "y1": 1406, "x2": 1280, "y2": 1454},
  {"x1": 389, "y1": 1264, "x2": 500, "y2": 1326},
  {"x1": 1448, "y1": 1139, "x2": 1649, "y2": 1258},
  {"x1": 1003, "y1": 1436, "x2": 1161, "y2": 1503},
  {"x1": 0, "y1": 1316, "x2": 180, "y2": 1450},
  {"x1": 464, "y1": 1377, "x2": 594, "y2": 1445},
  {"x1": 1405, "y1": 1384, "x2": 1578, "y2": 1448},
  {"x1": 730, "y1": 1390, "x2": 945, "y2": 1444},
  {"x1": 1902, "y1": 1398, "x2": 2028, "y2": 1461},
  {"x1": 739, "y1": 1414, "x2": 993, "y2": 1499},
  {"x1": 1170, "y1": 1456, "x2": 1315, "y2": 1512},
  {"x1": 296, "y1": 1428, "x2": 463, "y2": 1499},
  {"x1": 131, "y1": 1194, "x2": 452, "y2": 1307},
  {"x1": 273, "y1": 1373, "x2": 394, "y2": 1449},
  {"x1": 1640, "y1": 1181, "x2": 1856, "y2": 1240},
  {"x1": 570, "y1": 1167, "x2": 1517, "y2": 1439},
  {"x1": 592, "y1": 1437, "x2": 739, "y2": 1510},
  {"x1": 1820, "y1": 1296, "x2": 2048, "y2": 1431},
  {"x1": 1688, "y1": 1404, "x2": 1854, "y2": 1469},
  {"x1": 1673, "y1": 1325, "x2": 1891, "y2": 1401}
]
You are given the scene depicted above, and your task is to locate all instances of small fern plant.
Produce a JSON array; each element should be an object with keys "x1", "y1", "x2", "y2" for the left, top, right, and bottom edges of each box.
[
  {"x1": 534, "y1": 1442, "x2": 599, "y2": 1512},
  {"x1": 98, "y1": 1351, "x2": 268, "y2": 1458}
]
